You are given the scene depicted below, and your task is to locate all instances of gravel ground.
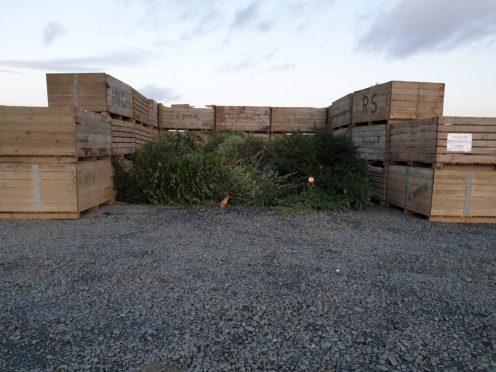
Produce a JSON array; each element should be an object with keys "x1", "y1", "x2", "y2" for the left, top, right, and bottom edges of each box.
[{"x1": 1, "y1": 203, "x2": 495, "y2": 371}]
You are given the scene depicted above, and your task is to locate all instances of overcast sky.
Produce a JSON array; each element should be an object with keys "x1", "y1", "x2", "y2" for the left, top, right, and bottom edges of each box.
[{"x1": 1, "y1": 0, "x2": 495, "y2": 116}]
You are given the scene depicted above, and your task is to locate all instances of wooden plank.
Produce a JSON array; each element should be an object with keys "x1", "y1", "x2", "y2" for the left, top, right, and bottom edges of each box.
[
  {"x1": 47, "y1": 73, "x2": 133, "y2": 117},
  {"x1": 0, "y1": 212, "x2": 80, "y2": 220},
  {"x1": 148, "y1": 100, "x2": 159, "y2": 128},
  {"x1": 132, "y1": 89, "x2": 151, "y2": 125},
  {"x1": 216, "y1": 106, "x2": 270, "y2": 132},
  {"x1": 431, "y1": 165, "x2": 496, "y2": 218},
  {"x1": 76, "y1": 110, "x2": 112, "y2": 158},
  {"x1": 0, "y1": 106, "x2": 77, "y2": 157},
  {"x1": 77, "y1": 159, "x2": 114, "y2": 212},
  {"x1": 0, "y1": 163, "x2": 77, "y2": 213},
  {"x1": 159, "y1": 105, "x2": 214, "y2": 130},
  {"x1": 271, "y1": 107, "x2": 326, "y2": 133},
  {"x1": 329, "y1": 94, "x2": 352, "y2": 129},
  {"x1": 352, "y1": 124, "x2": 387, "y2": 161},
  {"x1": 436, "y1": 116, "x2": 496, "y2": 164},
  {"x1": 352, "y1": 81, "x2": 444, "y2": 124},
  {"x1": 367, "y1": 164, "x2": 388, "y2": 203}
]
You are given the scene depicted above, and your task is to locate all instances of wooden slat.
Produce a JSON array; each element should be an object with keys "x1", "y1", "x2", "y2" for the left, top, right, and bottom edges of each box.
[
  {"x1": 0, "y1": 106, "x2": 76, "y2": 157},
  {"x1": 159, "y1": 105, "x2": 214, "y2": 130},
  {"x1": 271, "y1": 107, "x2": 326, "y2": 133},
  {"x1": 0, "y1": 163, "x2": 77, "y2": 213},
  {"x1": 352, "y1": 124, "x2": 387, "y2": 161},
  {"x1": 47, "y1": 73, "x2": 133, "y2": 117},
  {"x1": 329, "y1": 94, "x2": 353, "y2": 129},
  {"x1": 77, "y1": 160, "x2": 114, "y2": 212},
  {"x1": 216, "y1": 106, "x2": 270, "y2": 132},
  {"x1": 352, "y1": 81, "x2": 444, "y2": 124}
]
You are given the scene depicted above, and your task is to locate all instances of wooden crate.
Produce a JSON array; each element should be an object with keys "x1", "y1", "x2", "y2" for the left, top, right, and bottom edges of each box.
[
  {"x1": 329, "y1": 94, "x2": 353, "y2": 130},
  {"x1": 148, "y1": 100, "x2": 159, "y2": 128},
  {"x1": 271, "y1": 107, "x2": 326, "y2": 133},
  {"x1": 0, "y1": 159, "x2": 113, "y2": 220},
  {"x1": 110, "y1": 116, "x2": 136, "y2": 156},
  {"x1": 215, "y1": 106, "x2": 270, "y2": 133},
  {"x1": 132, "y1": 89, "x2": 150, "y2": 125},
  {"x1": 0, "y1": 106, "x2": 111, "y2": 160},
  {"x1": 367, "y1": 163, "x2": 388, "y2": 204},
  {"x1": 135, "y1": 122, "x2": 153, "y2": 150},
  {"x1": 390, "y1": 116, "x2": 496, "y2": 165},
  {"x1": 352, "y1": 124, "x2": 387, "y2": 162},
  {"x1": 352, "y1": 81, "x2": 445, "y2": 125},
  {"x1": 47, "y1": 73, "x2": 133, "y2": 118},
  {"x1": 390, "y1": 117, "x2": 496, "y2": 165},
  {"x1": 387, "y1": 164, "x2": 496, "y2": 223},
  {"x1": 159, "y1": 104, "x2": 214, "y2": 130}
]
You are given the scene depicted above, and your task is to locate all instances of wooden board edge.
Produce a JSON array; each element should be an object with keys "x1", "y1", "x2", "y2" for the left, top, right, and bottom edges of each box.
[
  {"x1": 429, "y1": 216, "x2": 496, "y2": 224},
  {"x1": 0, "y1": 212, "x2": 81, "y2": 220}
]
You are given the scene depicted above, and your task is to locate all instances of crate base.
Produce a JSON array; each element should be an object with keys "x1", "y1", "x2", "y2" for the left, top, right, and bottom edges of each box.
[
  {"x1": 429, "y1": 216, "x2": 496, "y2": 224},
  {"x1": 0, "y1": 212, "x2": 81, "y2": 220},
  {"x1": 0, "y1": 199, "x2": 114, "y2": 220}
]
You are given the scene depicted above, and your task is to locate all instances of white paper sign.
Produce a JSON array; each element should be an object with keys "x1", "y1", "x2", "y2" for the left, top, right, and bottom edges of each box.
[{"x1": 447, "y1": 133, "x2": 472, "y2": 153}]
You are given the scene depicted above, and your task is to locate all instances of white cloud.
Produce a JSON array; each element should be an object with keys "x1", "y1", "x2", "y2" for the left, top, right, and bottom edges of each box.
[
  {"x1": 43, "y1": 22, "x2": 66, "y2": 46},
  {"x1": 357, "y1": 0, "x2": 496, "y2": 57}
]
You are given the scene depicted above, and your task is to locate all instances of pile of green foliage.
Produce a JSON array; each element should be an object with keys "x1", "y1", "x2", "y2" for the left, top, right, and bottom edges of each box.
[{"x1": 113, "y1": 130, "x2": 370, "y2": 211}]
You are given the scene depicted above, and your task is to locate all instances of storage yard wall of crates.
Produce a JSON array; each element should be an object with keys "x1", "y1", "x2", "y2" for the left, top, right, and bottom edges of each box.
[{"x1": 1, "y1": 73, "x2": 495, "y2": 222}]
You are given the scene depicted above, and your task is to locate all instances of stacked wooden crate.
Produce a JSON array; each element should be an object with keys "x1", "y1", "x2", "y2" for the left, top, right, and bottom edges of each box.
[
  {"x1": 159, "y1": 104, "x2": 215, "y2": 142},
  {"x1": 215, "y1": 106, "x2": 271, "y2": 139},
  {"x1": 47, "y1": 73, "x2": 157, "y2": 157},
  {"x1": 329, "y1": 94, "x2": 352, "y2": 136},
  {"x1": 271, "y1": 107, "x2": 326, "y2": 138},
  {"x1": 148, "y1": 99, "x2": 159, "y2": 139},
  {"x1": 0, "y1": 106, "x2": 114, "y2": 219},
  {"x1": 132, "y1": 89, "x2": 154, "y2": 149},
  {"x1": 387, "y1": 117, "x2": 496, "y2": 222},
  {"x1": 350, "y1": 81, "x2": 445, "y2": 204}
]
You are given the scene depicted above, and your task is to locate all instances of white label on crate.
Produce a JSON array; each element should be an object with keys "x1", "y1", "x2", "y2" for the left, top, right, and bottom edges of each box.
[{"x1": 447, "y1": 133, "x2": 472, "y2": 152}]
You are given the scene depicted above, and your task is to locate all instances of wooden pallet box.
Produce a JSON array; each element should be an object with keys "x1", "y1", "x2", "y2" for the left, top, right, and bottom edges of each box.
[
  {"x1": 0, "y1": 106, "x2": 111, "y2": 160},
  {"x1": 47, "y1": 73, "x2": 133, "y2": 118},
  {"x1": 367, "y1": 163, "x2": 388, "y2": 204},
  {"x1": 0, "y1": 160, "x2": 113, "y2": 220},
  {"x1": 352, "y1": 125, "x2": 387, "y2": 162},
  {"x1": 159, "y1": 104, "x2": 214, "y2": 130},
  {"x1": 135, "y1": 123, "x2": 154, "y2": 149},
  {"x1": 329, "y1": 94, "x2": 353, "y2": 130},
  {"x1": 390, "y1": 117, "x2": 496, "y2": 165},
  {"x1": 132, "y1": 89, "x2": 151, "y2": 125},
  {"x1": 271, "y1": 107, "x2": 326, "y2": 133},
  {"x1": 215, "y1": 106, "x2": 270, "y2": 133},
  {"x1": 0, "y1": 106, "x2": 114, "y2": 219},
  {"x1": 110, "y1": 116, "x2": 136, "y2": 156},
  {"x1": 387, "y1": 164, "x2": 496, "y2": 223},
  {"x1": 148, "y1": 100, "x2": 159, "y2": 128},
  {"x1": 352, "y1": 81, "x2": 445, "y2": 124}
]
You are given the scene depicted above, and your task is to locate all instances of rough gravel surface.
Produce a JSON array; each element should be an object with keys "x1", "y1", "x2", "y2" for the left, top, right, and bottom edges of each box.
[{"x1": 1, "y1": 203, "x2": 495, "y2": 371}]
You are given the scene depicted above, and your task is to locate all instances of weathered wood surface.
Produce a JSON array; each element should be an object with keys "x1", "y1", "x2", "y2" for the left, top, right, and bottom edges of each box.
[
  {"x1": 387, "y1": 165, "x2": 433, "y2": 215},
  {"x1": 352, "y1": 124, "x2": 387, "y2": 161},
  {"x1": 216, "y1": 106, "x2": 270, "y2": 132},
  {"x1": 271, "y1": 107, "x2": 326, "y2": 133},
  {"x1": 47, "y1": 73, "x2": 133, "y2": 117},
  {"x1": 352, "y1": 81, "x2": 445, "y2": 124},
  {"x1": 159, "y1": 105, "x2": 214, "y2": 130},
  {"x1": 390, "y1": 116, "x2": 496, "y2": 165},
  {"x1": 0, "y1": 106, "x2": 111, "y2": 160},
  {"x1": 329, "y1": 94, "x2": 352, "y2": 129},
  {"x1": 77, "y1": 159, "x2": 114, "y2": 212},
  {"x1": 367, "y1": 164, "x2": 387, "y2": 204},
  {"x1": 132, "y1": 89, "x2": 150, "y2": 125}
]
